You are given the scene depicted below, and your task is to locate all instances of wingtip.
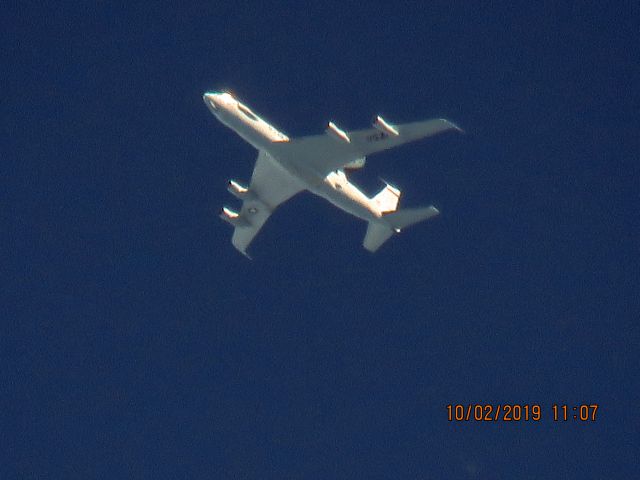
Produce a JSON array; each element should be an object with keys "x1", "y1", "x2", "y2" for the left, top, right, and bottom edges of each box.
[
  {"x1": 447, "y1": 120, "x2": 466, "y2": 134},
  {"x1": 232, "y1": 243, "x2": 253, "y2": 259}
]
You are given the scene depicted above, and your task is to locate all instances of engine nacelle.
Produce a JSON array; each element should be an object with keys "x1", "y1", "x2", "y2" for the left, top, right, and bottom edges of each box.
[
  {"x1": 326, "y1": 121, "x2": 351, "y2": 143},
  {"x1": 373, "y1": 115, "x2": 399, "y2": 136},
  {"x1": 227, "y1": 180, "x2": 252, "y2": 199},
  {"x1": 343, "y1": 157, "x2": 366, "y2": 170},
  {"x1": 219, "y1": 206, "x2": 249, "y2": 227}
]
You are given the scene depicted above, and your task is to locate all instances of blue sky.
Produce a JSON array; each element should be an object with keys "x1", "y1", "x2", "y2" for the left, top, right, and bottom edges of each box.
[{"x1": 3, "y1": 2, "x2": 638, "y2": 478}]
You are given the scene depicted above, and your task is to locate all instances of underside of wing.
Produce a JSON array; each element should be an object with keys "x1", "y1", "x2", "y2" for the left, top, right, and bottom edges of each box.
[
  {"x1": 349, "y1": 118, "x2": 463, "y2": 156},
  {"x1": 270, "y1": 118, "x2": 462, "y2": 177},
  {"x1": 223, "y1": 150, "x2": 304, "y2": 256}
]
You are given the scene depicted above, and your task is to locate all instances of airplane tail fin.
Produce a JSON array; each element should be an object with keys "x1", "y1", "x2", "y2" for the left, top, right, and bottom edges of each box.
[
  {"x1": 372, "y1": 182, "x2": 401, "y2": 213},
  {"x1": 362, "y1": 205, "x2": 440, "y2": 253}
]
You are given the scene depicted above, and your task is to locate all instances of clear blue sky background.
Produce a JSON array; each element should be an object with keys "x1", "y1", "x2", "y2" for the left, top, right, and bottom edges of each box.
[{"x1": 3, "y1": 1, "x2": 638, "y2": 478}]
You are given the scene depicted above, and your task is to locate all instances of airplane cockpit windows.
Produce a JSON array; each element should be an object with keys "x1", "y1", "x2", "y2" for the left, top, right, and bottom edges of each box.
[{"x1": 237, "y1": 103, "x2": 258, "y2": 121}]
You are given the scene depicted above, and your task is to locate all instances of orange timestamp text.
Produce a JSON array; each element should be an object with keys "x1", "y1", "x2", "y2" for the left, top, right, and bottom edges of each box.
[{"x1": 446, "y1": 404, "x2": 599, "y2": 422}]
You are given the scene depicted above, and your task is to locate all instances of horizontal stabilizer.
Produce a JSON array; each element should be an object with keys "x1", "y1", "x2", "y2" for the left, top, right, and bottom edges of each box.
[
  {"x1": 382, "y1": 206, "x2": 440, "y2": 231},
  {"x1": 363, "y1": 222, "x2": 394, "y2": 252}
]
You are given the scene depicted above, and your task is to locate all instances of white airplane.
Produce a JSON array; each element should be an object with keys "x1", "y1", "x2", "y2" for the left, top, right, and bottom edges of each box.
[{"x1": 203, "y1": 91, "x2": 462, "y2": 258}]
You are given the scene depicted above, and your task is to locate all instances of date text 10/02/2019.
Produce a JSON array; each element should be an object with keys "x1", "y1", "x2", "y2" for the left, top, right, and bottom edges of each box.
[{"x1": 446, "y1": 404, "x2": 599, "y2": 422}]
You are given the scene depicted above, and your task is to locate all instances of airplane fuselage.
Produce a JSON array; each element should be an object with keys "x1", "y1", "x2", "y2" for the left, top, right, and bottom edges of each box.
[{"x1": 204, "y1": 92, "x2": 382, "y2": 223}]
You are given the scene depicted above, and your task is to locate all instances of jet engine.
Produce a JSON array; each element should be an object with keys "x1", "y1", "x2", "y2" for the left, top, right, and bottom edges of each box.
[
  {"x1": 373, "y1": 116, "x2": 399, "y2": 136},
  {"x1": 227, "y1": 180, "x2": 251, "y2": 199},
  {"x1": 326, "y1": 121, "x2": 351, "y2": 143},
  {"x1": 219, "y1": 206, "x2": 249, "y2": 227}
]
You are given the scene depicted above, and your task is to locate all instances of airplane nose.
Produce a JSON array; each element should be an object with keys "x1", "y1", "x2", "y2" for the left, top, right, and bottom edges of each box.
[{"x1": 203, "y1": 92, "x2": 217, "y2": 109}]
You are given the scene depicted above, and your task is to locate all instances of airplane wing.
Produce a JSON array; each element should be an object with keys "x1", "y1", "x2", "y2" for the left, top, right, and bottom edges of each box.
[
  {"x1": 350, "y1": 118, "x2": 462, "y2": 156},
  {"x1": 230, "y1": 150, "x2": 304, "y2": 256},
  {"x1": 271, "y1": 118, "x2": 461, "y2": 177}
]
